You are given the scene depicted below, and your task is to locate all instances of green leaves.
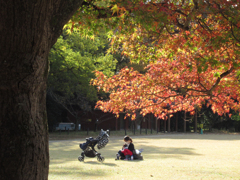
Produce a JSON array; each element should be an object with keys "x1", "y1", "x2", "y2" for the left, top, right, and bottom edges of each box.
[
  {"x1": 214, "y1": 72, "x2": 220, "y2": 78},
  {"x1": 48, "y1": 30, "x2": 117, "y2": 108},
  {"x1": 236, "y1": 70, "x2": 240, "y2": 79}
]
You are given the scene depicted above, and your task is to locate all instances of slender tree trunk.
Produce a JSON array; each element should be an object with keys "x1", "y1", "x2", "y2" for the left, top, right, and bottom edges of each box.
[
  {"x1": 175, "y1": 112, "x2": 178, "y2": 132},
  {"x1": 167, "y1": 114, "x2": 171, "y2": 132},
  {"x1": 184, "y1": 111, "x2": 186, "y2": 133},
  {"x1": 0, "y1": 0, "x2": 83, "y2": 179},
  {"x1": 159, "y1": 119, "x2": 161, "y2": 132},
  {"x1": 134, "y1": 119, "x2": 137, "y2": 131},
  {"x1": 155, "y1": 117, "x2": 158, "y2": 131},
  {"x1": 120, "y1": 113, "x2": 124, "y2": 129},
  {"x1": 194, "y1": 111, "x2": 197, "y2": 133},
  {"x1": 116, "y1": 118, "x2": 118, "y2": 130},
  {"x1": 164, "y1": 119, "x2": 166, "y2": 132}
]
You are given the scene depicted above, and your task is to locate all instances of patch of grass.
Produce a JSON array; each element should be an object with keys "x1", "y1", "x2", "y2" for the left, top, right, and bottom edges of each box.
[
  {"x1": 49, "y1": 129, "x2": 162, "y2": 140},
  {"x1": 49, "y1": 133, "x2": 240, "y2": 180}
]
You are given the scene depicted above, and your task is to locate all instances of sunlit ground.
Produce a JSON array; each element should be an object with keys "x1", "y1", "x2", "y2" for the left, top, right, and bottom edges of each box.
[{"x1": 49, "y1": 133, "x2": 240, "y2": 180}]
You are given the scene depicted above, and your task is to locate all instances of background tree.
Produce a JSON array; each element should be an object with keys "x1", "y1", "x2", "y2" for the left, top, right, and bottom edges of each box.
[
  {"x1": 89, "y1": 0, "x2": 240, "y2": 122},
  {"x1": 47, "y1": 30, "x2": 117, "y2": 130}
]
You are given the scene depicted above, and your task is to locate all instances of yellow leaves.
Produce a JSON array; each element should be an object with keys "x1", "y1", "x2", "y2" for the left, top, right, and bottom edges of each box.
[
  {"x1": 131, "y1": 114, "x2": 136, "y2": 120},
  {"x1": 111, "y1": 4, "x2": 126, "y2": 16},
  {"x1": 111, "y1": 4, "x2": 119, "y2": 15}
]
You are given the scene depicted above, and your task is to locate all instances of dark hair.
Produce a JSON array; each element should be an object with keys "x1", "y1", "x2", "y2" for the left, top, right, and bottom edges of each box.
[
  {"x1": 124, "y1": 135, "x2": 133, "y2": 143},
  {"x1": 123, "y1": 144, "x2": 128, "y2": 148}
]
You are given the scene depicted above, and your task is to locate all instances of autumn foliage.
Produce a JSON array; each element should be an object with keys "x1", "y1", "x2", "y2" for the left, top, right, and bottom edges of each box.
[
  {"x1": 77, "y1": 0, "x2": 240, "y2": 119},
  {"x1": 92, "y1": 56, "x2": 239, "y2": 119}
]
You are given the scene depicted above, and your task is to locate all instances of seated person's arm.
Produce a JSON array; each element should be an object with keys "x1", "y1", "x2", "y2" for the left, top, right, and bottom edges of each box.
[{"x1": 128, "y1": 143, "x2": 135, "y2": 152}]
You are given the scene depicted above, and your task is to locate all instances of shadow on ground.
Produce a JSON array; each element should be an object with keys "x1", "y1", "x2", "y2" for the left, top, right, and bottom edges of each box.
[
  {"x1": 83, "y1": 161, "x2": 117, "y2": 166},
  {"x1": 49, "y1": 165, "x2": 109, "y2": 178},
  {"x1": 110, "y1": 133, "x2": 240, "y2": 141},
  {"x1": 49, "y1": 136, "x2": 202, "y2": 166}
]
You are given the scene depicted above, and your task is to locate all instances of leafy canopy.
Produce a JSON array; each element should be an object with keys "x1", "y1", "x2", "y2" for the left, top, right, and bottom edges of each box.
[
  {"x1": 71, "y1": 0, "x2": 240, "y2": 119},
  {"x1": 48, "y1": 30, "x2": 117, "y2": 111}
]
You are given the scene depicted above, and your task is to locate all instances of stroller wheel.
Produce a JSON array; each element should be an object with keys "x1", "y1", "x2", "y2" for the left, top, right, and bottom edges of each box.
[
  {"x1": 78, "y1": 156, "x2": 84, "y2": 162},
  {"x1": 97, "y1": 156, "x2": 105, "y2": 163}
]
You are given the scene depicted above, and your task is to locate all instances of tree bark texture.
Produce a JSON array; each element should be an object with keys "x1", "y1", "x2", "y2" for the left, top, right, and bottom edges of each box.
[
  {"x1": 164, "y1": 119, "x2": 166, "y2": 132},
  {"x1": 0, "y1": 0, "x2": 83, "y2": 179},
  {"x1": 194, "y1": 111, "x2": 197, "y2": 133},
  {"x1": 155, "y1": 117, "x2": 157, "y2": 131},
  {"x1": 175, "y1": 113, "x2": 178, "y2": 132},
  {"x1": 167, "y1": 115, "x2": 170, "y2": 132},
  {"x1": 184, "y1": 111, "x2": 186, "y2": 132}
]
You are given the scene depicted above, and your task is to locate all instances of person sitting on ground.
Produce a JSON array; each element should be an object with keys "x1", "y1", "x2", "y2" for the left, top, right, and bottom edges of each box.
[
  {"x1": 121, "y1": 144, "x2": 133, "y2": 160},
  {"x1": 124, "y1": 135, "x2": 135, "y2": 153},
  {"x1": 116, "y1": 135, "x2": 135, "y2": 160}
]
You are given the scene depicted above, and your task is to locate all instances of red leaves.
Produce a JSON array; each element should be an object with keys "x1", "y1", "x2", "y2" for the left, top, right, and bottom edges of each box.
[
  {"x1": 84, "y1": 0, "x2": 240, "y2": 120},
  {"x1": 185, "y1": 31, "x2": 190, "y2": 35},
  {"x1": 92, "y1": 54, "x2": 240, "y2": 119},
  {"x1": 139, "y1": 1, "x2": 144, "y2": 7}
]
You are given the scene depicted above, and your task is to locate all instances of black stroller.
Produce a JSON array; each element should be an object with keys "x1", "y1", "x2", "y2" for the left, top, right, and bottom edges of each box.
[{"x1": 78, "y1": 129, "x2": 109, "y2": 162}]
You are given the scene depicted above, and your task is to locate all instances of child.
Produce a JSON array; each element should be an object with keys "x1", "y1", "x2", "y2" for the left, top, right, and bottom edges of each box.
[{"x1": 121, "y1": 144, "x2": 133, "y2": 160}]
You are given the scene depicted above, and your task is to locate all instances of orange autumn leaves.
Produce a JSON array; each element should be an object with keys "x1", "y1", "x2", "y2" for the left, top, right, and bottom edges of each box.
[
  {"x1": 92, "y1": 56, "x2": 240, "y2": 119},
  {"x1": 73, "y1": 0, "x2": 240, "y2": 119},
  {"x1": 91, "y1": 16, "x2": 240, "y2": 120}
]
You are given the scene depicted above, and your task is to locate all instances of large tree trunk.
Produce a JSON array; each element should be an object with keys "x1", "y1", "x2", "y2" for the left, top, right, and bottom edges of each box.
[{"x1": 0, "y1": 0, "x2": 83, "y2": 179}]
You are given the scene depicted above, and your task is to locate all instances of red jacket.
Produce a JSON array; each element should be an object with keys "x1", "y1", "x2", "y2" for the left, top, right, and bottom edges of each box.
[{"x1": 121, "y1": 148, "x2": 133, "y2": 156}]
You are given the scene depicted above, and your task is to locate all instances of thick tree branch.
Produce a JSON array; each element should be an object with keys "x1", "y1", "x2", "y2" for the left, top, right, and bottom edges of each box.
[
  {"x1": 184, "y1": 0, "x2": 198, "y2": 28},
  {"x1": 174, "y1": 0, "x2": 199, "y2": 31},
  {"x1": 197, "y1": 18, "x2": 212, "y2": 33},
  {"x1": 230, "y1": 24, "x2": 240, "y2": 43},
  {"x1": 209, "y1": 66, "x2": 235, "y2": 93},
  {"x1": 50, "y1": 0, "x2": 85, "y2": 45},
  {"x1": 81, "y1": 0, "x2": 128, "y2": 19}
]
